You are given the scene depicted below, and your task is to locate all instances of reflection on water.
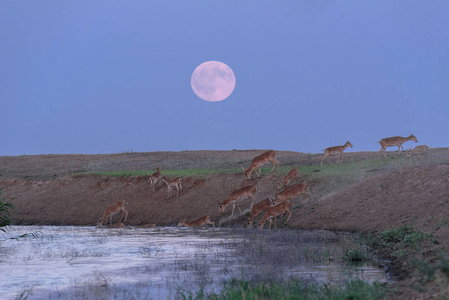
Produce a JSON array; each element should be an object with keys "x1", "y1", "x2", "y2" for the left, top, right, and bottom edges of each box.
[{"x1": 0, "y1": 226, "x2": 389, "y2": 299}]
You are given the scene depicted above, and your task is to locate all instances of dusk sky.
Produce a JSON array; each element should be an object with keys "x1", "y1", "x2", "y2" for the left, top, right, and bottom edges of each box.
[{"x1": 2, "y1": 1, "x2": 448, "y2": 156}]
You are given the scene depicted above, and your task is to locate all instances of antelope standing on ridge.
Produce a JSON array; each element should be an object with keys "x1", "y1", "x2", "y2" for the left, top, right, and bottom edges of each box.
[
  {"x1": 321, "y1": 141, "x2": 353, "y2": 166},
  {"x1": 377, "y1": 134, "x2": 418, "y2": 159},
  {"x1": 406, "y1": 145, "x2": 429, "y2": 158}
]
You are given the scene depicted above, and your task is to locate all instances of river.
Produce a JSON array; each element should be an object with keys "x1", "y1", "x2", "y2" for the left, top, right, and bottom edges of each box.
[{"x1": 0, "y1": 226, "x2": 389, "y2": 299}]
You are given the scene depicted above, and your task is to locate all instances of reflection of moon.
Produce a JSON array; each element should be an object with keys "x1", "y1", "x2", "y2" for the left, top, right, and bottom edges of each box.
[{"x1": 191, "y1": 61, "x2": 236, "y2": 102}]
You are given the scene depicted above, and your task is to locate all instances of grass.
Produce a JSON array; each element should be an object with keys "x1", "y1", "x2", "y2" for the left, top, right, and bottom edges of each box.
[
  {"x1": 71, "y1": 156, "x2": 406, "y2": 179},
  {"x1": 73, "y1": 150, "x2": 449, "y2": 187},
  {"x1": 364, "y1": 226, "x2": 436, "y2": 258},
  {"x1": 182, "y1": 278, "x2": 387, "y2": 300},
  {"x1": 75, "y1": 168, "x2": 242, "y2": 177},
  {"x1": 412, "y1": 250, "x2": 449, "y2": 281}
]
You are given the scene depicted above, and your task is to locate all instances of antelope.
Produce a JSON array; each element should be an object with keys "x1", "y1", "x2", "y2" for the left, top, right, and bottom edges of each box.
[
  {"x1": 137, "y1": 223, "x2": 156, "y2": 228},
  {"x1": 149, "y1": 168, "x2": 162, "y2": 191},
  {"x1": 247, "y1": 197, "x2": 274, "y2": 228},
  {"x1": 97, "y1": 201, "x2": 128, "y2": 227},
  {"x1": 162, "y1": 176, "x2": 182, "y2": 199},
  {"x1": 242, "y1": 150, "x2": 280, "y2": 180},
  {"x1": 321, "y1": 141, "x2": 353, "y2": 166},
  {"x1": 178, "y1": 215, "x2": 215, "y2": 228},
  {"x1": 277, "y1": 167, "x2": 300, "y2": 189},
  {"x1": 377, "y1": 134, "x2": 418, "y2": 159},
  {"x1": 406, "y1": 145, "x2": 429, "y2": 158},
  {"x1": 259, "y1": 198, "x2": 292, "y2": 229},
  {"x1": 272, "y1": 183, "x2": 311, "y2": 206},
  {"x1": 107, "y1": 222, "x2": 125, "y2": 228},
  {"x1": 218, "y1": 184, "x2": 257, "y2": 217}
]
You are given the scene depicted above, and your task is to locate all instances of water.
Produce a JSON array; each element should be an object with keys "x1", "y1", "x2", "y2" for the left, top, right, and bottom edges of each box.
[{"x1": 0, "y1": 226, "x2": 388, "y2": 299}]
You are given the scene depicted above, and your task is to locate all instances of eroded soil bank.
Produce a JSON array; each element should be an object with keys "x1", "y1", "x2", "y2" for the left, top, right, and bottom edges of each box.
[{"x1": 1, "y1": 149, "x2": 449, "y2": 298}]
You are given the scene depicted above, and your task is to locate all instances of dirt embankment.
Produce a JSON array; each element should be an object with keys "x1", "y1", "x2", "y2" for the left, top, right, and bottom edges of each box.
[
  {"x1": 1, "y1": 150, "x2": 448, "y2": 236},
  {"x1": 2, "y1": 150, "x2": 449, "y2": 298},
  {"x1": 2, "y1": 163, "x2": 449, "y2": 237},
  {"x1": 0, "y1": 172, "x2": 293, "y2": 226}
]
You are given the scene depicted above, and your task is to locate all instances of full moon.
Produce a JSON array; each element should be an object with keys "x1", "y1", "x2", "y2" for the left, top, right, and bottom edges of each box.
[{"x1": 191, "y1": 61, "x2": 236, "y2": 102}]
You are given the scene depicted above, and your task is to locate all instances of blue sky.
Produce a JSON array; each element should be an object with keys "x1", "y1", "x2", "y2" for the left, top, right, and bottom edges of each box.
[{"x1": 1, "y1": 1, "x2": 448, "y2": 156}]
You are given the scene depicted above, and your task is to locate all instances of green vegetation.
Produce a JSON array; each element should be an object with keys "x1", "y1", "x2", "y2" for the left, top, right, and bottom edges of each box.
[
  {"x1": 411, "y1": 250, "x2": 449, "y2": 283},
  {"x1": 365, "y1": 226, "x2": 435, "y2": 258},
  {"x1": 181, "y1": 278, "x2": 387, "y2": 300},
  {"x1": 73, "y1": 157, "x2": 408, "y2": 178},
  {"x1": 342, "y1": 248, "x2": 369, "y2": 263},
  {"x1": 0, "y1": 188, "x2": 14, "y2": 233},
  {"x1": 69, "y1": 148, "x2": 449, "y2": 183},
  {"x1": 380, "y1": 226, "x2": 434, "y2": 251},
  {"x1": 74, "y1": 168, "x2": 242, "y2": 177},
  {"x1": 0, "y1": 188, "x2": 42, "y2": 244}
]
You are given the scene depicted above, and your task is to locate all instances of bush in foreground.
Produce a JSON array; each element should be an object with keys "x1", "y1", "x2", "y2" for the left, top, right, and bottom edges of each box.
[{"x1": 0, "y1": 188, "x2": 14, "y2": 233}]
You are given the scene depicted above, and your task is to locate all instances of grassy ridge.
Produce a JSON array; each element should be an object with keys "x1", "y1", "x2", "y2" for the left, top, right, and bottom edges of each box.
[
  {"x1": 74, "y1": 149, "x2": 449, "y2": 179},
  {"x1": 71, "y1": 153, "x2": 449, "y2": 210},
  {"x1": 76, "y1": 168, "x2": 242, "y2": 177}
]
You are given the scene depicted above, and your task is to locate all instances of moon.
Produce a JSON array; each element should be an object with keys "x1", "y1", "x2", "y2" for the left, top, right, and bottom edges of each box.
[{"x1": 191, "y1": 61, "x2": 236, "y2": 102}]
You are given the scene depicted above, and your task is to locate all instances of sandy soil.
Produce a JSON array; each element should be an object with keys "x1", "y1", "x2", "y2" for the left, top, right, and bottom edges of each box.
[{"x1": 1, "y1": 149, "x2": 449, "y2": 298}]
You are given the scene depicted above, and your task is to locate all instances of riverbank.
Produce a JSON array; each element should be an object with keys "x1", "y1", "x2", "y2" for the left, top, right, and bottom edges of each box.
[{"x1": 1, "y1": 149, "x2": 449, "y2": 298}]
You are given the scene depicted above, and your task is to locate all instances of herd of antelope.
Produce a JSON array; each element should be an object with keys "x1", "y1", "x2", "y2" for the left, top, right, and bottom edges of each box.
[{"x1": 97, "y1": 134, "x2": 429, "y2": 230}]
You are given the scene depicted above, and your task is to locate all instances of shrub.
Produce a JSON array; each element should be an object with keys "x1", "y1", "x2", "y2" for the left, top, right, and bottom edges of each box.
[
  {"x1": 378, "y1": 226, "x2": 432, "y2": 252},
  {"x1": 343, "y1": 248, "x2": 367, "y2": 263},
  {"x1": 0, "y1": 188, "x2": 14, "y2": 233}
]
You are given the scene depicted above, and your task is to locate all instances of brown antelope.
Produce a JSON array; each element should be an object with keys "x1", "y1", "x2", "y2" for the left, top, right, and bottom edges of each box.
[
  {"x1": 247, "y1": 197, "x2": 274, "y2": 228},
  {"x1": 259, "y1": 198, "x2": 292, "y2": 229},
  {"x1": 149, "y1": 168, "x2": 162, "y2": 191},
  {"x1": 107, "y1": 222, "x2": 125, "y2": 228},
  {"x1": 277, "y1": 167, "x2": 300, "y2": 189},
  {"x1": 97, "y1": 201, "x2": 128, "y2": 227},
  {"x1": 243, "y1": 150, "x2": 280, "y2": 180},
  {"x1": 377, "y1": 134, "x2": 418, "y2": 159},
  {"x1": 272, "y1": 183, "x2": 311, "y2": 206},
  {"x1": 162, "y1": 176, "x2": 182, "y2": 199},
  {"x1": 218, "y1": 184, "x2": 257, "y2": 217},
  {"x1": 137, "y1": 223, "x2": 157, "y2": 228},
  {"x1": 178, "y1": 216, "x2": 215, "y2": 228},
  {"x1": 406, "y1": 145, "x2": 429, "y2": 158},
  {"x1": 321, "y1": 141, "x2": 353, "y2": 166}
]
